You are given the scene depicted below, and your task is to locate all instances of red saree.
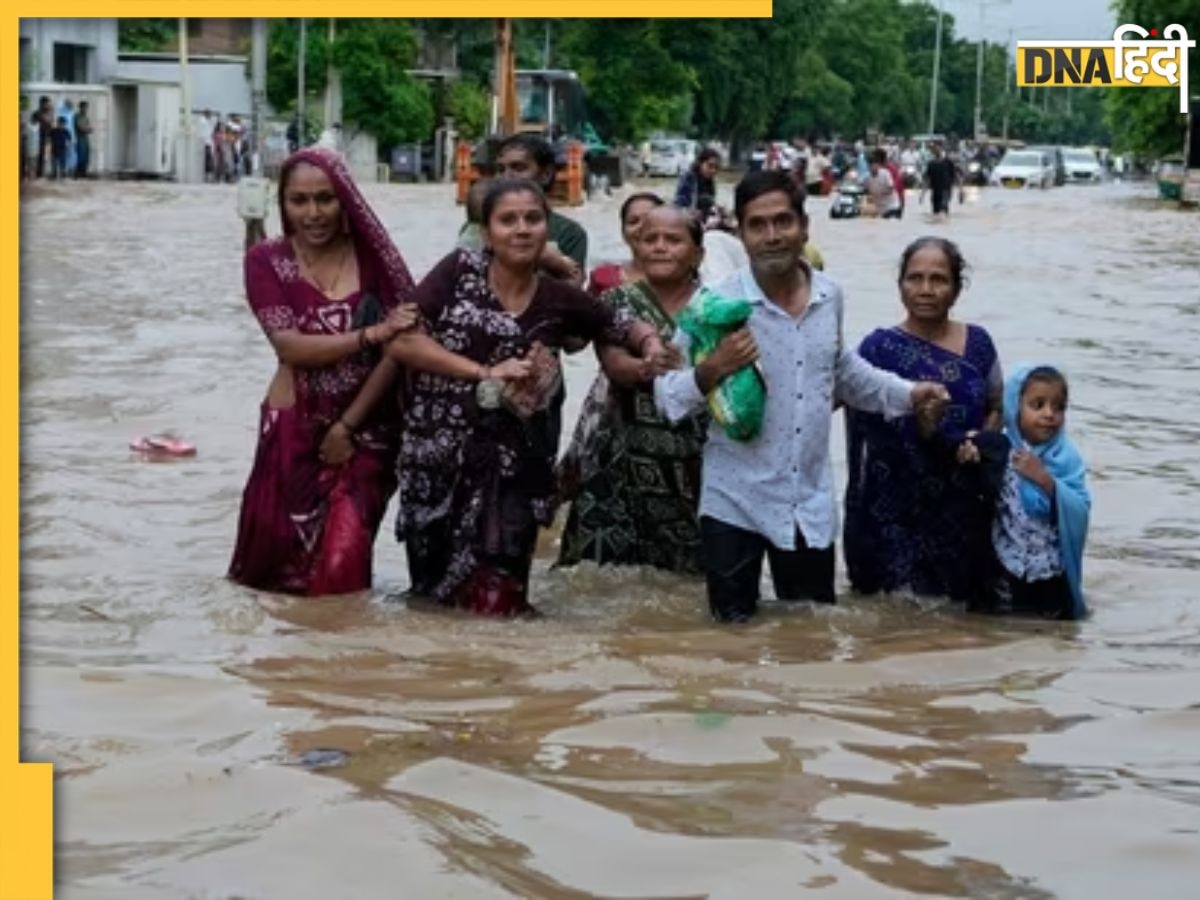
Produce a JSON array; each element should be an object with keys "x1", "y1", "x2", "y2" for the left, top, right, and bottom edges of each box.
[{"x1": 229, "y1": 147, "x2": 415, "y2": 595}]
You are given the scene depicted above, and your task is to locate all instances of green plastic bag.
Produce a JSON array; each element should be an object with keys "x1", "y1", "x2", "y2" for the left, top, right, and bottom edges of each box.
[{"x1": 676, "y1": 287, "x2": 767, "y2": 441}]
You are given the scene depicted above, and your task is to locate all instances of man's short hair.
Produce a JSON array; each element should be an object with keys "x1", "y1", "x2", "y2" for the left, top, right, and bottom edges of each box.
[{"x1": 733, "y1": 169, "x2": 805, "y2": 224}]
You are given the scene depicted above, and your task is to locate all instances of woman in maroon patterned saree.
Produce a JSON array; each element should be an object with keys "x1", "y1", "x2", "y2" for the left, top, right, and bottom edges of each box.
[
  {"x1": 229, "y1": 147, "x2": 417, "y2": 595},
  {"x1": 386, "y1": 179, "x2": 669, "y2": 617}
]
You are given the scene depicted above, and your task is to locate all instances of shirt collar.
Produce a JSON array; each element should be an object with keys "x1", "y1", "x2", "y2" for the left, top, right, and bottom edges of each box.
[{"x1": 737, "y1": 258, "x2": 831, "y2": 312}]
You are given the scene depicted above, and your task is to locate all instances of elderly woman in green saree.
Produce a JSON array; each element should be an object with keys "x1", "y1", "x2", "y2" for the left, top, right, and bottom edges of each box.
[{"x1": 558, "y1": 206, "x2": 709, "y2": 574}]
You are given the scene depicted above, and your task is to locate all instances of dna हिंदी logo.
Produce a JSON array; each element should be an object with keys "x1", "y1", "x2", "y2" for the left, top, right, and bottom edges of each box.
[{"x1": 1017, "y1": 23, "x2": 1195, "y2": 113}]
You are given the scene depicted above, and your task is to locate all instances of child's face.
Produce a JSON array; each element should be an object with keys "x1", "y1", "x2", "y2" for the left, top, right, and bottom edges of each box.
[{"x1": 1018, "y1": 379, "x2": 1067, "y2": 445}]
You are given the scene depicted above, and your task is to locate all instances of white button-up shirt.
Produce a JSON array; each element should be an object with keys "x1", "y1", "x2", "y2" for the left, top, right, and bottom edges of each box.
[{"x1": 655, "y1": 264, "x2": 914, "y2": 550}]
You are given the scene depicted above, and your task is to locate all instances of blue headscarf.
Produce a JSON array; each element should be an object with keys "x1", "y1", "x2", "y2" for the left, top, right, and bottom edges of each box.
[
  {"x1": 1002, "y1": 363, "x2": 1091, "y2": 618},
  {"x1": 57, "y1": 99, "x2": 77, "y2": 169}
]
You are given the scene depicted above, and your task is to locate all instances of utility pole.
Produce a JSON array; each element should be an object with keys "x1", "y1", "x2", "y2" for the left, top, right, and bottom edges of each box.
[
  {"x1": 297, "y1": 18, "x2": 307, "y2": 147},
  {"x1": 240, "y1": 18, "x2": 269, "y2": 252},
  {"x1": 928, "y1": 0, "x2": 944, "y2": 134},
  {"x1": 177, "y1": 18, "x2": 197, "y2": 182},
  {"x1": 324, "y1": 18, "x2": 342, "y2": 139},
  {"x1": 1002, "y1": 28, "x2": 1012, "y2": 144},
  {"x1": 251, "y1": 18, "x2": 266, "y2": 172},
  {"x1": 974, "y1": 0, "x2": 1012, "y2": 143},
  {"x1": 975, "y1": 35, "x2": 985, "y2": 141}
]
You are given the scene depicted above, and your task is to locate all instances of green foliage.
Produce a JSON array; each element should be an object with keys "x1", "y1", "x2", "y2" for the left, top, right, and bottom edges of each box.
[
  {"x1": 558, "y1": 20, "x2": 695, "y2": 142},
  {"x1": 778, "y1": 50, "x2": 854, "y2": 138},
  {"x1": 267, "y1": 19, "x2": 433, "y2": 148},
  {"x1": 119, "y1": 19, "x2": 176, "y2": 52},
  {"x1": 662, "y1": 0, "x2": 824, "y2": 142},
  {"x1": 334, "y1": 20, "x2": 432, "y2": 144},
  {"x1": 1104, "y1": 0, "x2": 1199, "y2": 157},
  {"x1": 446, "y1": 80, "x2": 490, "y2": 141}
]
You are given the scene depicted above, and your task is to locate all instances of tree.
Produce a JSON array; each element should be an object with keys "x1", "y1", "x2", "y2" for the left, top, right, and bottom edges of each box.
[
  {"x1": 119, "y1": 19, "x2": 176, "y2": 52},
  {"x1": 266, "y1": 19, "x2": 434, "y2": 150},
  {"x1": 1105, "y1": 0, "x2": 1199, "y2": 157},
  {"x1": 557, "y1": 20, "x2": 694, "y2": 141},
  {"x1": 660, "y1": 0, "x2": 824, "y2": 144},
  {"x1": 818, "y1": 0, "x2": 917, "y2": 135},
  {"x1": 446, "y1": 79, "x2": 490, "y2": 141},
  {"x1": 777, "y1": 49, "x2": 854, "y2": 138}
]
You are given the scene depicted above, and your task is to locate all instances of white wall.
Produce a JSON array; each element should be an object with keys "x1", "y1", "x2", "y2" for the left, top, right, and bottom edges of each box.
[
  {"x1": 18, "y1": 19, "x2": 119, "y2": 83},
  {"x1": 344, "y1": 132, "x2": 381, "y2": 184},
  {"x1": 114, "y1": 58, "x2": 253, "y2": 118}
]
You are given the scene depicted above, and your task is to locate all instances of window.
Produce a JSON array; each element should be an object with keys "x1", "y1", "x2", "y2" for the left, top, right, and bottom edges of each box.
[
  {"x1": 19, "y1": 38, "x2": 34, "y2": 81},
  {"x1": 52, "y1": 43, "x2": 91, "y2": 83}
]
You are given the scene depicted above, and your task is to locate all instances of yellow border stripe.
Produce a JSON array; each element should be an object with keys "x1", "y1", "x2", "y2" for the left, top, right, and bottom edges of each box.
[
  {"x1": 19, "y1": 4, "x2": 772, "y2": 17},
  {"x1": 6, "y1": 11, "x2": 54, "y2": 897}
]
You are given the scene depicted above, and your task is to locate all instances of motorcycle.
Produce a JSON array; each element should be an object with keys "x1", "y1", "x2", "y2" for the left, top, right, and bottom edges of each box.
[
  {"x1": 901, "y1": 162, "x2": 921, "y2": 189},
  {"x1": 965, "y1": 159, "x2": 990, "y2": 186},
  {"x1": 829, "y1": 179, "x2": 865, "y2": 219}
]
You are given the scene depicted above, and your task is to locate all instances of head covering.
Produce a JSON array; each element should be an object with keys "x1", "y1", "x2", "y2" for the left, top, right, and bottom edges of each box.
[
  {"x1": 278, "y1": 146, "x2": 415, "y2": 310},
  {"x1": 1002, "y1": 363, "x2": 1092, "y2": 617}
]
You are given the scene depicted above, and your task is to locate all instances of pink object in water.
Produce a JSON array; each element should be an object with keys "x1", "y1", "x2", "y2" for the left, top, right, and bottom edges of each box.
[{"x1": 129, "y1": 435, "x2": 196, "y2": 457}]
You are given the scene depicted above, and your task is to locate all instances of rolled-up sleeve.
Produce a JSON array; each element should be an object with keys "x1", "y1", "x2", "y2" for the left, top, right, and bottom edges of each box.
[
  {"x1": 654, "y1": 330, "x2": 706, "y2": 422},
  {"x1": 834, "y1": 348, "x2": 913, "y2": 419}
]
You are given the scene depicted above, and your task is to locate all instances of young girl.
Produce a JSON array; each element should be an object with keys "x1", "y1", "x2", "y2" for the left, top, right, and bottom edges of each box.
[{"x1": 964, "y1": 364, "x2": 1091, "y2": 619}]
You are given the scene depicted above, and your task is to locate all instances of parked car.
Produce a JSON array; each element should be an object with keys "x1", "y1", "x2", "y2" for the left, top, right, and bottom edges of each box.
[
  {"x1": 1063, "y1": 147, "x2": 1104, "y2": 183},
  {"x1": 646, "y1": 138, "x2": 697, "y2": 177},
  {"x1": 991, "y1": 150, "x2": 1055, "y2": 189},
  {"x1": 1028, "y1": 145, "x2": 1067, "y2": 186}
]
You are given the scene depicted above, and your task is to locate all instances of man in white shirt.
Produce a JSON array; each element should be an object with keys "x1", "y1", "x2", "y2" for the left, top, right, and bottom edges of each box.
[
  {"x1": 865, "y1": 148, "x2": 902, "y2": 219},
  {"x1": 655, "y1": 170, "x2": 949, "y2": 622},
  {"x1": 196, "y1": 109, "x2": 215, "y2": 181}
]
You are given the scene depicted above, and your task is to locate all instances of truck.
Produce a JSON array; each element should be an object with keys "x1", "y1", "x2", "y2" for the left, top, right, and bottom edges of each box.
[
  {"x1": 514, "y1": 68, "x2": 623, "y2": 190},
  {"x1": 456, "y1": 20, "x2": 622, "y2": 205}
]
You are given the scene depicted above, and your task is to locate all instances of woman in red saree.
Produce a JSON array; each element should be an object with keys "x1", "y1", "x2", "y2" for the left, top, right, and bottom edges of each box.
[{"x1": 229, "y1": 147, "x2": 417, "y2": 595}]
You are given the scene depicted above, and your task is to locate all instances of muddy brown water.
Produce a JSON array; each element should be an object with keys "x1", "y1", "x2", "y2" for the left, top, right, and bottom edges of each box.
[{"x1": 20, "y1": 178, "x2": 1200, "y2": 899}]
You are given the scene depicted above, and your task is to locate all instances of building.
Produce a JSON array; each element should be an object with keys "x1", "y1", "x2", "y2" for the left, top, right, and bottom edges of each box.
[
  {"x1": 19, "y1": 19, "x2": 263, "y2": 180},
  {"x1": 19, "y1": 18, "x2": 119, "y2": 85},
  {"x1": 183, "y1": 19, "x2": 252, "y2": 56}
]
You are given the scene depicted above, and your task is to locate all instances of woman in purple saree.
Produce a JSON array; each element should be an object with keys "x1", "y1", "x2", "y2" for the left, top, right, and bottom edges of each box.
[
  {"x1": 229, "y1": 147, "x2": 417, "y2": 595},
  {"x1": 843, "y1": 238, "x2": 1003, "y2": 602}
]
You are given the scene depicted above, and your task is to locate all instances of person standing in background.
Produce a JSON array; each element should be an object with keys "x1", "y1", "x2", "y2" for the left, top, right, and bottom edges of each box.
[{"x1": 74, "y1": 100, "x2": 93, "y2": 179}]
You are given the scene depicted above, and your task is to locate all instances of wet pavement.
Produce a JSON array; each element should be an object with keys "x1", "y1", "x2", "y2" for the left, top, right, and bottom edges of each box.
[{"x1": 19, "y1": 176, "x2": 1200, "y2": 898}]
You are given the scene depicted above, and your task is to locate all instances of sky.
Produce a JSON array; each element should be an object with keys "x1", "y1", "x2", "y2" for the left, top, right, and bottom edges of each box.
[{"x1": 937, "y1": 0, "x2": 1117, "y2": 44}]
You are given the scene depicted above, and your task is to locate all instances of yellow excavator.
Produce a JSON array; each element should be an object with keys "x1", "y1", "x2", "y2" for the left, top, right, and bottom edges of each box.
[{"x1": 456, "y1": 19, "x2": 621, "y2": 206}]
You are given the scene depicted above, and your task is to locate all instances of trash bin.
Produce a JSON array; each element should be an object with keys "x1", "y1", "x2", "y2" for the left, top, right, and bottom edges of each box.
[{"x1": 391, "y1": 144, "x2": 423, "y2": 182}]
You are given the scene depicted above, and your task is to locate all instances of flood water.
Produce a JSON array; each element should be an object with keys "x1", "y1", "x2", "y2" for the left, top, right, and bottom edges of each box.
[{"x1": 20, "y1": 176, "x2": 1200, "y2": 899}]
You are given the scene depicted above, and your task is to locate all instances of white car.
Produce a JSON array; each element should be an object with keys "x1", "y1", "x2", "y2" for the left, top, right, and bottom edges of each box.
[
  {"x1": 646, "y1": 139, "x2": 696, "y2": 177},
  {"x1": 1064, "y1": 147, "x2": 1104, "y2": 183},
  {"x1": 990, "y1": 150, "x2": 1054, "y2": 189}
]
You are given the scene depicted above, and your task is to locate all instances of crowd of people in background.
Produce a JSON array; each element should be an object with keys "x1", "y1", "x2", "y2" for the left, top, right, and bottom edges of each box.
[
  {"x1": 195, "y1": 108, "x2": 256, "y2": 184},
  {"x1": 21, "y1": 95, "x2": 93, "y2": 181},
  {"x1": 20, "y1": 98, "x2": 258, "y2": 185}
]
